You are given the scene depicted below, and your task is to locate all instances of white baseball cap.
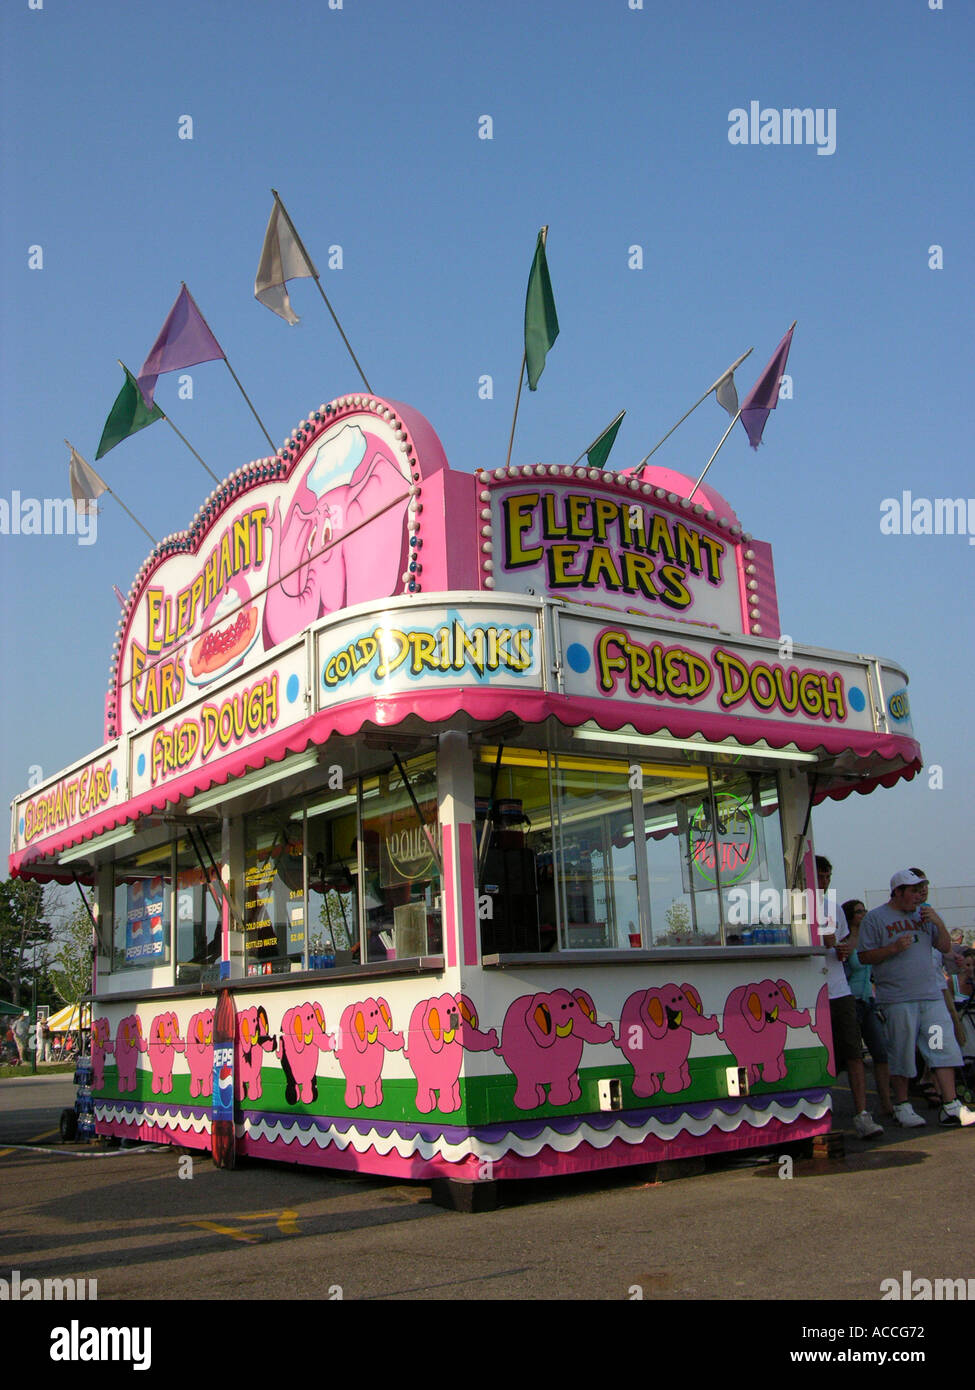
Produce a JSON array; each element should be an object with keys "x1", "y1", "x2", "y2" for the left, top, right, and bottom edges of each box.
[{"x1": 890, "y1": 869, "x2": 925, "y2": 891}]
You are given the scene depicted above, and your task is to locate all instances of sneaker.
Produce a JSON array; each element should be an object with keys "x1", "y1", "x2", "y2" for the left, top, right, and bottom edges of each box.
[
  {"x1": 892, "y1": 1102, "x2": 927, "y2": 1128},
  {"x1": 939, "y1": 1100, "x2": 975, "y2": 1127},
  {"x1": 853, "y1": 1111, "x2": 884, "y2": 1139}
]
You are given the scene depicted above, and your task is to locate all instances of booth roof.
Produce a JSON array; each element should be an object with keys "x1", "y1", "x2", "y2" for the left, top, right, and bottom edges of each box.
[{"x1": 10, "y1": 685, "x2": 922, "y2": 883}]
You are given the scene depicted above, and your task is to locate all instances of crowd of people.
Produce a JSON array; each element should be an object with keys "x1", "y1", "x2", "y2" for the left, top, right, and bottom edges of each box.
[
  {"x1": 2, "y1": 1013, "x2": 86, "y2": 1065},
  {"x1": 818, "y1": 856, "x2": 975, "y2": 1135}
]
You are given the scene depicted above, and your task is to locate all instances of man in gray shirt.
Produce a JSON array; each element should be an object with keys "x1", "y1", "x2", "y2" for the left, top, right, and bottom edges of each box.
[{"x1": 858, "y1": 869, "x2": 973, "y2": 1127}]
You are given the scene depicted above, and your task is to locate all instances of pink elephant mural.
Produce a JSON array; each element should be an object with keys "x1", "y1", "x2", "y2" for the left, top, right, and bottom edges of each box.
[
  {"x1": 277, "y1": 1001, "x2": 336, "y2": 1105},
  {"x1": 148, "y1": 1012, "x2": 186, "y2": 1095},
  {"x1": 717, "y1": 978, "x2": 812, "y2": 1085},
  {"x1": 811, "y1": 983, "x2": 836, "y2": 1077},
  {"x1": 404, "y1": 993, "x2": 499, "y2": 1114},
  {"x1": 614, "y1": 982, "x2": 719, "y2": 1097},
  {"x1": 235, "y1": 1005, "x2": 276, "y2": 1101},
  {"x1": 496, "y1": 988, "x2": 616, "y2": 1110},
  {"x1": 114, "y1": 1014, "x2": 147, "y2": 1095},
  {"x1": 336, "y1": 997, "x2": 404, "y2": 1108},
  {"x1": 262, "y1": 425, "x2": 412, "y2": 648},
  {"x1": 186, "y1": 1009, "x2": 214, "y2": 1098},
  {"x1": 91, "y1": 1017, "x2": 113, "y2": 1091}
]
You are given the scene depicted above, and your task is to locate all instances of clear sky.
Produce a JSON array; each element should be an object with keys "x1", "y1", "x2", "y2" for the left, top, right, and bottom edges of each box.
[{"x1": 1, "y1": 0, "x2": 972, "y2": 905}]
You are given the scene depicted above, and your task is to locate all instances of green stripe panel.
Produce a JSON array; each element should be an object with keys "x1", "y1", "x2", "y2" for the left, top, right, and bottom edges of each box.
[{"x1": 96, "y1": 1048, "x2": 831, "y2": 1129}]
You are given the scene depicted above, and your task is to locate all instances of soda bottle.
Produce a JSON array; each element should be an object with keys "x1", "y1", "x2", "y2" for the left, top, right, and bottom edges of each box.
[{"x1": 211, "y1": 988, "x2": 237, "y2": 1170}]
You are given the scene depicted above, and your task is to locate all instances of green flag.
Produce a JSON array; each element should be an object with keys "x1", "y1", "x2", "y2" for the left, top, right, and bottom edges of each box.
[
  {"x1": 524, "y1": 229, "x2": 559, "y2": 390},
  {"x1": 96, "y1": 365, "x2": 164, "y2": 459},
  {"x1": 586, "y1": 411, "x2": 625, "y2": 469}
]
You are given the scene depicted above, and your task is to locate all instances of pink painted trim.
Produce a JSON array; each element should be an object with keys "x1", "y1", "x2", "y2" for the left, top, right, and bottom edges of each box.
[
  {"x1": 441, "y1": 823, "x2": 457, "y2": 969},
  {"x1": 10, "y1": 687, "x2": 922, "y2": 875},
  {"x1": 96, "y1": 1108, "x2": 830, "y2": 1182},
  {"x1": 457, "y1": 822, "x2": 479, "y2": 967}
]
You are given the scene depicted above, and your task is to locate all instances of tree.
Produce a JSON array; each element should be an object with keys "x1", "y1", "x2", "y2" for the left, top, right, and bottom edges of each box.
[
  {"x1": 0, "y1": 877, "x2": 53, "y2": 1006},
  {"x1": 48, "y1": 902, "x2": 93, "y2": 1006}
]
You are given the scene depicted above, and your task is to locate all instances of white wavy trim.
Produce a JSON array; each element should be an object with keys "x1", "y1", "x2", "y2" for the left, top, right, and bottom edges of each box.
[
  {"x1": 96, "y1": 1094, "x2": 831, "y2": 1163},
  {"x1": 241, "y1": 1094, "x2": 831, "y2": 1164},
  {"x1": 96, "y1": 1102, "x2": 210, "y2": 1135}
]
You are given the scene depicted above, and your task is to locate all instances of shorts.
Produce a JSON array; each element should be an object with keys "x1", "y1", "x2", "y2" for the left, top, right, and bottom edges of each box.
[
  {"x1": 854, "y1": 997, "x2": 888, "y2": 1065},
  {"x1": 879, "y1": 999, "x2": 965, "y2": 1077},
  {"x1": 828, "y1": 995, "x2": 863, "y2": 1066}
]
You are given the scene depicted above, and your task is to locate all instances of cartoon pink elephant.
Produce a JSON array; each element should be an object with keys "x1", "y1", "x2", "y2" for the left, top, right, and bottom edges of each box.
[
  {"x1": 262, "y1": 426, "x2": 412, "y2": 648},
  {"x1": 147, "y1": 1011, "x2": 186, "y2": 1094},
  {"x1": 718, "y1": 978, "x2": 812, "y2": 1085},
  {"x1": 235, "y1": 1005, "x2": 276, "y2": 1101},
  {"x1": 186, "y1": 1009, "x2": 214, "y2": 1098},
  {"x1": 114, "y1": 1015, "x2": 147, "y2": 1094},
  {"x1": 336, "y1": 997, "x2": 404, "y2": 1108},
  {"x1": 277, "y1": 1002, "x2": 336, "y2": 1105},
  {"x1": 496, "y1": 988, "x2": 616, "y2": 1110},
  {"x1": 91, "y1": 1017, "x2": 113, "y2": 1091},
  {"x1": 811, "y1": 983, "x2": 836, "y2": 1077},
  {"x1": 404, "y1": 993, "x2": 499, "y2": 1114},
  {"x1": 614, "y1": 982, "x2": 719, "y2": 1097}
]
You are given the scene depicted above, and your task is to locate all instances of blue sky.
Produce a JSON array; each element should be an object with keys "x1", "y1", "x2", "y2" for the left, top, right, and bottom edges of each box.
[{"x1": 1, "y1": 0, "x2": 972, "y2": 903}]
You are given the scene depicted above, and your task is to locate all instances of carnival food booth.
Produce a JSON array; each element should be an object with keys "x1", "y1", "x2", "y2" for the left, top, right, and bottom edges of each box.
[{"x1": 9, "y1": 394, "x2": 922, "y2": 1195}]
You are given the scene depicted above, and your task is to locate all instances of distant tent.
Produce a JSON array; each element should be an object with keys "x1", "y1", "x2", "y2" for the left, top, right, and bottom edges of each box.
[
  {"x1": 0, "y1": 999, "x2": 23, "y2": 1017},
  {"x1": 47, "y1": 1003, "x2": 91, "y2": 1033}
]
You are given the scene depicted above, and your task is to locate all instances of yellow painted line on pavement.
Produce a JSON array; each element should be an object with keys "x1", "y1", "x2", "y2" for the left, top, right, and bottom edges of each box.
[
  {"x1": 183, "y1": 1220, "x2": 264, "y2": 1244},
  {"x1": 0, "y1": 1126, "x2": 62, "y2": 1157},
  {"x1": 239, "y1": 1208, "x2": 301, "y2": 1236}
]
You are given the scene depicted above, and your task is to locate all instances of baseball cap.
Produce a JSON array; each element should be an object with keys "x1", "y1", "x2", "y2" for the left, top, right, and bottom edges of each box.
[{"x1": 890, "y1": 869, "x2": 925, "y2": 891}]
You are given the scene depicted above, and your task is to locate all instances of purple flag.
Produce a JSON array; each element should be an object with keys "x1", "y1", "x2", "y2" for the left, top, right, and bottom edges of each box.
[
  {"x1": 137, "y1": 284, "x2": 225, "y2": 407},
  {"x1": 740, "y1": 324, "x2": 795, "y2": 450}
]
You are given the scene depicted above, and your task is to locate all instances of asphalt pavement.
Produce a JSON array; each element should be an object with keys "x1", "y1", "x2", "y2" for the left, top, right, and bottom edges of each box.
[{"x1": 1, "y1": 1061, "x2": 971, "y2": 1356}]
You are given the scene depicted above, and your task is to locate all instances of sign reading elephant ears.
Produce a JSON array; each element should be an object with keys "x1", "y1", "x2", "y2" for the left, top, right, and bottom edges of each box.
[{"x1": 212, "y1": 988, "x2": 236, "y2": 1170}]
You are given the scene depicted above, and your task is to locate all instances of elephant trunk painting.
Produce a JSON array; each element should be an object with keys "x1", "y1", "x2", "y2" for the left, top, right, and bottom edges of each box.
[
  {"x1": 277, "y1": 1001, "x2": 336, "y2": 1106},
  {"x1": 496, "y1": 988, "x2": 615, "y2": 1110},
  {"x1": 614, "y1": 983, "x2": 720, "y2": 1097},
  {"x1": 336, "y1": 997, "x2": 404, "y2": 1109},
  {"x1": 404, "y1": 992, "x2": 499, "y2": 1114},
  {"x1": 262, "y1": 425, "x2": 412, "y2": 649},
  {"x1": 718, "y1": 978, "x2": 812, "y2": 1085}
]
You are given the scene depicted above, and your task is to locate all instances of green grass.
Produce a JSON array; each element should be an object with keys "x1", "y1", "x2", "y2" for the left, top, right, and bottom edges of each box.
[{"x1": 0, "y1": 1061, "x2": 76, "y2": 1079}]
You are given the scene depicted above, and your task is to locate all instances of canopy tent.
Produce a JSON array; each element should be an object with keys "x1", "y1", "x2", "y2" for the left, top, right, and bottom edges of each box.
[
  {"x1": 0, "y1": 999, "x2": 24, "y2": 1016},
  {"x1": 47, "y1": 1002, "x2": 91, "y2": 1033}
]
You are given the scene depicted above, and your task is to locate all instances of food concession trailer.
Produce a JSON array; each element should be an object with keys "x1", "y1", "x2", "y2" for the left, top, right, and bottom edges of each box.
[{"x1": 9, "y1": 393, "x2": 921, "y2": 1197}]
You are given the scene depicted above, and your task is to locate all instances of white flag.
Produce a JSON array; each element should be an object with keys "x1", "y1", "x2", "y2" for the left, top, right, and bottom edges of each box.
[
  {"x1": 254, "y1": 197, "x2": 316, "y2": 324},
  {"x1": 715, "y1": 371, "x2": 739, "y2": 417},
  {"x1": 68, "y1": 445, "x2": 107, "y2": 513}
]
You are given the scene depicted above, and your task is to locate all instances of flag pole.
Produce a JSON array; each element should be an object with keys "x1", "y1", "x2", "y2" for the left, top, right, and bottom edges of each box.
[
  {"x1": 270, "y1": 189, "x2": 373, "y2": 394},
  {"x1": 504, "y1": 224, "x2": 548, "y2": 470},
  {"x1": 118, "y1": 361, "x2": 219, "y2": 483},
  {"x1": 66, "y1": 440, "x2": 158, "y2": 545},
  {"x1": 179, "y1": 284, "x2": 276, "y2": 452},
  {"x1": 568, "y1": 409, "x2": 625, "y2": 469},
  {"x1": 687, "y1": 409, "x2": 742, "y2": 501},
  {"x1": 634, "y1": 348, "x2": 753, "y2": 471}
]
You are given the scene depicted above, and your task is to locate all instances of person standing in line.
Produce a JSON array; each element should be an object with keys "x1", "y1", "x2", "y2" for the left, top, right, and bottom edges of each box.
[
  {"x1": 857, "y1": 869, "x2": 975, "y2": 1127},
  {"x1": 816, "y1": 857, "x2": 884, "y2": 1138},
  {"x1": 842, "y1": 898, "x2": 893, "y2": 1116}
]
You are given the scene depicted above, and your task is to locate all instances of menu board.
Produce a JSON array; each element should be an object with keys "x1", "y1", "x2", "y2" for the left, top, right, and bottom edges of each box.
[{"x1": 243, "y1": 824, "x2": 304, "y2": 972}]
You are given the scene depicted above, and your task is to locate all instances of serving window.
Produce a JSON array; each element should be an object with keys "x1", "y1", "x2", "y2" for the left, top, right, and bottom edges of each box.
[{"x1": 475, "y1": 748, "x2": 788, "y2": 952}]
